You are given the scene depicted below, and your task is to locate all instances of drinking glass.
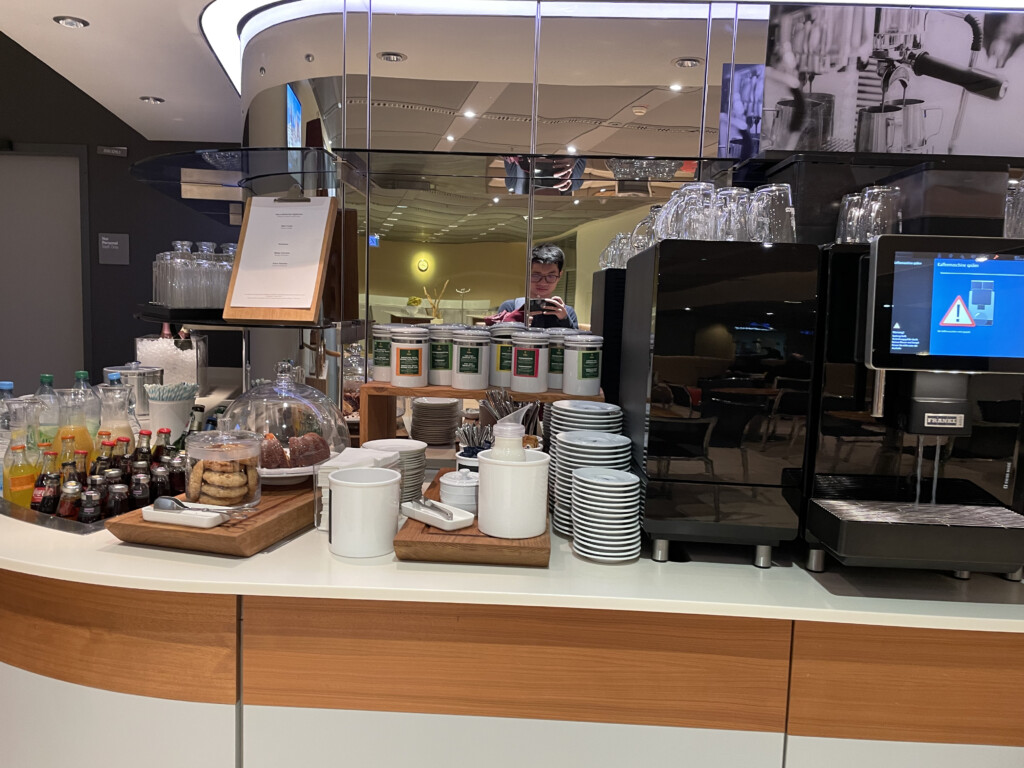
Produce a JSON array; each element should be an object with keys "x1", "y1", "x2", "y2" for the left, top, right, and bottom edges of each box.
[
  {"x1": 835, "y1": 193, "x2": 864, "y2": 244},
  {"x1": 713, "y1": 187, "x2": 750, "y2": 241},
  {"x1": 630, "y1": 206, "x2": 663, "y2": 254},
  {"x1": 857, "y1": 186, "x2": 902, "y2": 241},
  {"x1": 1005, "y1": 182, "x2": 1023, "y2": 238},
  {"x1": 747, "y1": 183, "x2": 796, "y2": 243},
  {"x1": 655, "y1": 182, "x2": 714, "y2": 241}
]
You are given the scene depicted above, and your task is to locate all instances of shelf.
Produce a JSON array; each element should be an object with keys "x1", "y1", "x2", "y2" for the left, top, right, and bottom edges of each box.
[
  {"x1": 357, "y1": 381, "x2": 604, "y2": 444},
  {"x1": 135, "y1": 304, "x2": 336, "y2": 330}
]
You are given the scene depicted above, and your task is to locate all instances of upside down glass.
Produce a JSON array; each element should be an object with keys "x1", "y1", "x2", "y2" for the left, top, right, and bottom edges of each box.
[
  {"x1": 835, "y1": 193, "x2": 865, "y2": 244},
  {"x1": 713, "y1": 187, "x2": 750, "y2": 241},
  {"x1": 857, "y1": 186, "x2": 902, "y2": 241},
  {"x1": 747, "y1": 184, "x2": 796, "y2": 243},
  {"x1": 655, "y1": 182, "x2": 714, "y2": 241}
]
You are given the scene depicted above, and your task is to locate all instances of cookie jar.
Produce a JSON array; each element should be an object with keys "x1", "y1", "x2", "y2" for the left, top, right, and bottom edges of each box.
[{"x1": 185, "y1": 431, "x2": 262, "y2": 508}]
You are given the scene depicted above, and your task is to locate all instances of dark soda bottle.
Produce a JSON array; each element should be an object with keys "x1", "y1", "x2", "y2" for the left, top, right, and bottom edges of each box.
[
  {"x1": 91, "y1": 440, "x2": 115, "y2": 476},
  {"x1": 37, "y1": 474, "x2": 60, "y2": 515},
  {"x1": 30, "y1": 451, "x2": 59, "y2": 511},
  {"x1": 169, "y1": 454, "x2": 187, "y2": 495},
  {"x1": 115, "y1": 436, "x2": 133, "y2": 478},
  {"x1": 74, "y1": 449, "x2": 89, "y2": 486},
  {"x1": 133, "y1": 430, "x2": 152, "y2": 467},
  {"x1": 151, "y1": 428, "x2": 172, "y2": 468}
]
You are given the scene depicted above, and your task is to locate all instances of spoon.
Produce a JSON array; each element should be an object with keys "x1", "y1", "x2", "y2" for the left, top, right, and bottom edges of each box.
[{"x1": 153, "y1": 496, "x2": 251, "y2": 521}]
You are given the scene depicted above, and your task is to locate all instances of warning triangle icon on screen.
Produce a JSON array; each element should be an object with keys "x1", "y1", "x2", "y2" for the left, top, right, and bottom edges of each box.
[{"x1": 939, "y1": 295, "x2": 975, "y2": 327}]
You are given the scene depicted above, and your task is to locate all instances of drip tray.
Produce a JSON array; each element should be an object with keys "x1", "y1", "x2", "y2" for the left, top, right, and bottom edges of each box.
[{"x1": 808, "y1": 498, "x2": 1024, "y2": 572}]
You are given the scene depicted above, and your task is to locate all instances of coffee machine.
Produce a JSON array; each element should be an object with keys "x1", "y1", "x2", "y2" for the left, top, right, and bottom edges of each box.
[
  {"x1": 800, "y1": 234, "x2": 1024, "y2": 578},
  {"x1": 766, "y1": 7, "x2": 1008, "y2": 154},
  {"x1": 620, "y1": 240, "x2": 822, "y2": 567}
]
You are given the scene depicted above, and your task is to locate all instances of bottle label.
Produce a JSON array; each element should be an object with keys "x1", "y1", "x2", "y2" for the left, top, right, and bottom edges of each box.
[
  {"x1": 458, "y1": 347, "x2": 481, "y2": 374},
  {"x1": 515, "y1": 348, "x2": 538, "y2": 378},
  {"x1": 31, "y1": 487, "x2": 45, "y2": 506},
  {"x1": 549, "y1": 347, "x2": 565, "y2": 374},
  {"x1": 496, "y1": 344, "x2": 513, "y2": 372},
  {"x1": 579, "y1": 350, "x2": 601, "y2": 379},
  {"x1": 397, "y1": 348, "x2": 422, "y2": 376},
  {"x1": 9, "y1": 474, "x2": 35, "y2": 492},
  {"x1": 373, "y1": 339, "x2": 391, "y2": 367},
  {"x1": 430, "y1": 342, "x2": 453, "y2": 371}
]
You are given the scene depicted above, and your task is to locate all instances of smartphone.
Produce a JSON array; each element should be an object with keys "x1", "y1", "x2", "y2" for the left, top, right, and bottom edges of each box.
[{"x1": 529, "y1": 299, "x2": 550, "y2": 312}]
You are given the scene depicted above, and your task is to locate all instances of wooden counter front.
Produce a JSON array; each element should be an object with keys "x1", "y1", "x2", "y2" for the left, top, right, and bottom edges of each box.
[
  {"x1": 788, "y1": 621, "x2": 1024, "y2": 747},
  {"x1": 0, "y1": 568, "x2": 237, "y2": 704},
  {"x1": 242, "y1": 597, "x2": 792, "y2": 732}
]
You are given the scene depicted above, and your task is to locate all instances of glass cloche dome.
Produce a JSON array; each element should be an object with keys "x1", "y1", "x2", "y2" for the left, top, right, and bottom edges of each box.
[{"x1": 222, "y1": 360, "x2": 350, "y2": 466}]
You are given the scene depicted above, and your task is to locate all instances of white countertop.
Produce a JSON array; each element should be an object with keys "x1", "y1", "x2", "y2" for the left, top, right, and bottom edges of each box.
[{"x1": 0, "y1": 512, "x2": 1022, "y2": 633}]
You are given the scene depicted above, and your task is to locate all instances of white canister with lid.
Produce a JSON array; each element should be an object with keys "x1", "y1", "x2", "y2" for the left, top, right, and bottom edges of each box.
[
  {"x1": 428, "y1": 325, "x2": 466, "y2": 386},
  {"x1": 511, "y1": 331, "x2": 550, "y2": 394},
  {"x1": 390, "y1": 326, "x2": 430, "y2": 387},
  {"x1": 543, "y1": 328, "x2": 583, "y2": 391},
  {"x1": 452, "y1": 329, "x2": 491, "y2": 390},
  {"x1": 371, "y1": 324, "x2": 393, "y2": 382},
  {"x1": 439, "y1": 468, "x2": 479, "y2": 514},
  {"x1": 489, "y1": 322, "x2": 526, "y2": 387},
  {"x1": 562, "y1": 334, "x2": 604, "y2": 396}
]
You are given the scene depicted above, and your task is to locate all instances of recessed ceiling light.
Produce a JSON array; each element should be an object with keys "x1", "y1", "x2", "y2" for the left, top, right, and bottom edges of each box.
[
  {"x1": 446, "y1": 135, "x2": 455, "y2": 142},
  {"x1": 766, "y1": 312, "x2": 775, "y2": 316},
  {"x1": 497, "y1": 222, "x2": 506, "y2": 226},
  {"x1": 467, "y1": 213, "x2": 477, "y2": 216},
  {"x1": 567, "y1": 145, "x2": 577, "y2": 154},
  {"x1": 685, "y1": 307, "x2": 692, "y2": 311},
  {"x1": 53, "y1": 15, "x2": 88, "y2": 28},
  {"x1": 573, "y1": 199, "x2": 581, "y2": 205},
  {"x1": 669, "y1": 83, "x2": 683, "y2": 91},
  {"x1": 397, "y1": 205, "x2": 408, "y2": 208},
  {"x1": 449, "y1": 225, "x2": 458, "y2": 228},
  {"x1": 488, "y1": 227, "x2": 496, "y2": 231},
  {"x1": 464, "y1": 110, "x2": 476, "y2": 118},
  {"x1": 599, "y1": 188, "x2": 607, "y2": 192},
  {"x1": 305, "y1": 53, "x2": 315, "y2": 62},
  {"x1": 386, "y1": 217, "x2": 398, "y2": 221},
  {"x1": 492, "y1": 197, "x2": 499, "y2": 204},
  {"x1": 673, "y1": 57, "x2": 702, "y2": 68},
  {"x1": 139, "y1": 96, "x2": 165, "y2": 104},
  {"x1": 377, "y1": 51, "x2": 407, "y2": 63}
]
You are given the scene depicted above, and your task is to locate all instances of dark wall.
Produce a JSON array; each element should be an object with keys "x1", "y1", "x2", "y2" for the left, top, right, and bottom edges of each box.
[{"x1": 0, "y1": 32, "x2": 241, "y2": 380}]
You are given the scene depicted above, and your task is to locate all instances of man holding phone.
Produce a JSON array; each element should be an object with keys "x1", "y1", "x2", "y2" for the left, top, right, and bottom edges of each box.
[{"x1": 497, "y1": 243, "x2": 579, "y2": 329}]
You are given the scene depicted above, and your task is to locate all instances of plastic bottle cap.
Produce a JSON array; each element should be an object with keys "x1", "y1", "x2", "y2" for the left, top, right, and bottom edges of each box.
[
  {"x1": 0, "y1": 381, "x2": 13, "y2": 390},
  {"x1": 108, "y1": 372, "x2": 121, "y2": 381},
  {"x1": 493, "y1": 422, "x2": 525, "y2": 439},
  {"x1": 74, "y1": 371, "x2": 89, "y2": 379},
  {"x1": 40, "y1": 374, "x2": 54, "y2": 384}
]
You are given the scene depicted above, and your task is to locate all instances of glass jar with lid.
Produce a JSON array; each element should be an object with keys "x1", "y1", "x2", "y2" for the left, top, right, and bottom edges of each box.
[
  {"x1": 221, "y1": 360, "x2": 350, "y2": 475},
  {"x1": 185, "y1": 430, "x2": 262, "y2": 508}
]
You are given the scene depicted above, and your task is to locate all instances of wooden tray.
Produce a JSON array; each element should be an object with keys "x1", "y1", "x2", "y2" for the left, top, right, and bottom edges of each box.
[
  {"x1": 106, "y1": 484, "x2": 315, "y2": 557},
  {"x1": 393, "y1": 469, "x2": 550, "y2": 568}
]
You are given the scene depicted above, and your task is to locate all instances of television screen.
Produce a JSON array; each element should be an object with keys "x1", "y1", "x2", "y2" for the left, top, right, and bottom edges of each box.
[{"x1": 866, "y1": 235, "x2": 1024, "y2": 373}]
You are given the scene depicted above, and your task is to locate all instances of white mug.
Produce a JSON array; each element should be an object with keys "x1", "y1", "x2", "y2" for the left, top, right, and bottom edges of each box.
[{"x1": 328, "y1": 468, "x2": 402, "y2": 558}]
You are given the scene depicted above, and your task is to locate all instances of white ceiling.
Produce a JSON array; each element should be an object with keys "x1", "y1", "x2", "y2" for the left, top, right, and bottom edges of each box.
[{"x1": 2, "y1": 0, "x2": 243, "y2": 143}]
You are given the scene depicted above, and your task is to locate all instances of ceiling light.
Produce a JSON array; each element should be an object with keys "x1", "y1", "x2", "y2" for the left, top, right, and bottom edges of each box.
[
  {"x1": 573, "y1": 199, "x2": 580, "y2": 205},
  {"x1": 393, "y1": 211, "x2": 403, "y2": 215},
  {"x1": 599, "y1": 188, "x2": 607, "y2": 193},
  {"x1": 449, "y1": 225, "x2": 458, "y2": 228},
  {"x1": 673, "y1": 57, "x2": 702, "y2": 68},
  {"x1": 488, "y1": 227, "x2": 496, "y2": 231},
  {"x1": 685, "y1": 307, "x2": 692, "y2": 311},
  {"x1": 377, "y1": 51, "x2": 408, "y2": 63},
  {"x1": 139, "y1": 96, "x2": 165, "y2": 104},
  {"x1": 464, "y1": 110, "x2": 476, "y2": 118},
  {"x1": 397, "y1": 205, "x2": 408, "y2": 208},
  {"x1": 446, "y1": 135, "x2": 455, "y2": 142},
  {"x1": 766, "y1": 312, "x2": 775, "y2": 316},
  {"x1": 305, "y1": 53, "x2": 315, "y2": 62},
  {"x1": 386, "y1": 217, "x2": 398, "y2": 221},
  {"x1": 567, "y1": 145, "x2": 577, "y2": 154},
  {"x1": 669, "y1": 83, "x2": 683, "y2": 92},
  {"x1": 53, "y1": 15, "x2": 89, "y2": 28},
  {"x1": 492, "y1": 197, "x2": 499, "y2": 204},
  {"x1": 467, "y1": 213, "x2": 477, "y2": 216}
]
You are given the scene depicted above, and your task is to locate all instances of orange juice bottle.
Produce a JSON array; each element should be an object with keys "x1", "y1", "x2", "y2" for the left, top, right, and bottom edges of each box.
[
  {"x1": 4, "y1": 445, "x2": 37, "y2": 508},
  {"x1": 54, "y1": 425, "x2": 94, "y2": 463}
]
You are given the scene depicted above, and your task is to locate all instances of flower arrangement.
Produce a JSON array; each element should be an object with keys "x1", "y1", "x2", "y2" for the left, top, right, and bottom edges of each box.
[{"x1": 406, "y1": 296, "x2": 422, "y2": 307}]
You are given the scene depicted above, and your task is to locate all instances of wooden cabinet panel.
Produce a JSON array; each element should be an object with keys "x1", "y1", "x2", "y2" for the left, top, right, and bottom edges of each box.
[
  {"x1": 0, "y1": 569, "x2": 236, "y2": 704},
  {"x1": 789, "y1": 621, "x2": 1024, "y2": 747},
  {"x1": 243, "y1": 597, "x2": 792, "y2": 731}
]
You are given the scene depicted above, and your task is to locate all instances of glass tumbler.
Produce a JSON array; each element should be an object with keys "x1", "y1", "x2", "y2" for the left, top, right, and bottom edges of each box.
[
  {"x1": 1005, "y1": 182, "x2": 1023, "y2": 238},
  {"x1": 747, "y1": 183, "x2": 796, "y2": 243},
  {"x1": 655, "y1": 182, "x2": 714, "y2": 241},
  {"x1": 713, "y1": 187, "x2": 750, "y2": 241},
  {"x1": 835, "y1": 193, "x2": 865, "y2": 244},
  {"x1": 630, "y1": 206, "x2": 663, "y2": 254},
  {"x1": 858, "y1": 186, "x2": 902, "y2": 241}
]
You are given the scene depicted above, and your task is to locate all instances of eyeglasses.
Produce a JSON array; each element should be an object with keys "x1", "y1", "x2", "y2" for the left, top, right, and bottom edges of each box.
[{"x1": 530, "y1": 273, "x2": 560, "y2": 284}]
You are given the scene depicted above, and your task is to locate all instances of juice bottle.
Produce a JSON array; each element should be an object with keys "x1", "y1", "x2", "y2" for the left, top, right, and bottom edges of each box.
[
  {"x1": 4, "y1": 445, "x2": 37, "y2": 508},
  {"x1": 74, "y1": 449, "x2": 90, "y2": 486},
  {"x1": 57, "y1": 434, "x2": 76, "y2": 469},
  {"x1": 115, "y1": 436, "x2": 133, "y2": 478},
  {"x1": 151, "y1": 428, "x2": 172, "y2": 468},
  {"x1": 91, "y1": 440, "x2": 115, "y2": 477}
]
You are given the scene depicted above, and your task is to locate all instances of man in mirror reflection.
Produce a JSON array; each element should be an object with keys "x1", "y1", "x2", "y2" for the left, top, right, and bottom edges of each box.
[
  {"x1": 498, "y1": 243, "x2": 579, "y2": 329},
  {"x1": 502, "y1": 156, "x2": 587, "y2": 195}
]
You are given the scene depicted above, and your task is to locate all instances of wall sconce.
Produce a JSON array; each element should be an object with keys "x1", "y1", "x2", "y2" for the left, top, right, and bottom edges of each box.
[{"x1": 417, "y1": 258, "x2": 429, "y2": 272}]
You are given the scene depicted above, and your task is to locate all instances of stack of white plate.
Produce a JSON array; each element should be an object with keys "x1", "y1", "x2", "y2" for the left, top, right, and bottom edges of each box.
[
  {"x1": 361, "y1": 438, "x2": 428, "y2": 503},
  {"x1": 552, "y1": 431, "x2": 631, "y2": 536},
  {"x1": 545, "y1": 400, "x2": 623, "y2": 507},
  {"x1": 570, "y1": 467, "x2": 641, "y2": 562},
  {"x1": 410, "y1": 397, "x2": 460, "y2": 445}
]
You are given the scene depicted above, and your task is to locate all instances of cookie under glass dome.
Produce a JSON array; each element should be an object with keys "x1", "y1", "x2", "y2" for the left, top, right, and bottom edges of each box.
[{"x1": 222, "y1": 361, "x2": 350, "y2": 468}]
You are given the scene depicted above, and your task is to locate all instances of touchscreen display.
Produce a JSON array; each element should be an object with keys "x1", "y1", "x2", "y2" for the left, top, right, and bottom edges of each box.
[{"x1": 889, "y1": 250, "x2": 1024, "y2": 359}]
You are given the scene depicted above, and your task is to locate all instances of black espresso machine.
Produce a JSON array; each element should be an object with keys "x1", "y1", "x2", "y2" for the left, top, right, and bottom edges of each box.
[
  {"x1": 619, "y1": 239, "x2": 823, "y2": 567},
  {"x1": 800, "y1": 234, "x2": 1024, "y2": 579}
]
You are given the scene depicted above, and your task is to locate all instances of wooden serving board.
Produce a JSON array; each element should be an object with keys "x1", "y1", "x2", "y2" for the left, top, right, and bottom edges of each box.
[
  {"x1": 393, "y1": 469, "x2": 550, "y2": 568},
  {"x1": 106, "y1": 484, "x2": 315, "y2": 558}
]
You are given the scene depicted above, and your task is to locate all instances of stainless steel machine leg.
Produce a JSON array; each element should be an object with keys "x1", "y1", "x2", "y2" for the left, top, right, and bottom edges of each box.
[
  {"x1": 806, "y1": 548, "x2": 826, "y2": 573},
  {"x1": 754, "y1": 545, "x2": 772, "y2": 569},
  {"x1": 652, "y1": 539, "x2": 669, "y2": 562},
  {"x1": 1004, "y1": 567, "x2": 1023, "y2": 582},
  {"x1": 952, "y1": 570, "x2": 971, "y2": 580}
]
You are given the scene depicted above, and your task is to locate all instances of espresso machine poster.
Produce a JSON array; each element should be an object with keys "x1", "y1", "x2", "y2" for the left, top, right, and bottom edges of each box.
[{"x1": 762, "y1": 5, "x2": 1024, "y2": 155}]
